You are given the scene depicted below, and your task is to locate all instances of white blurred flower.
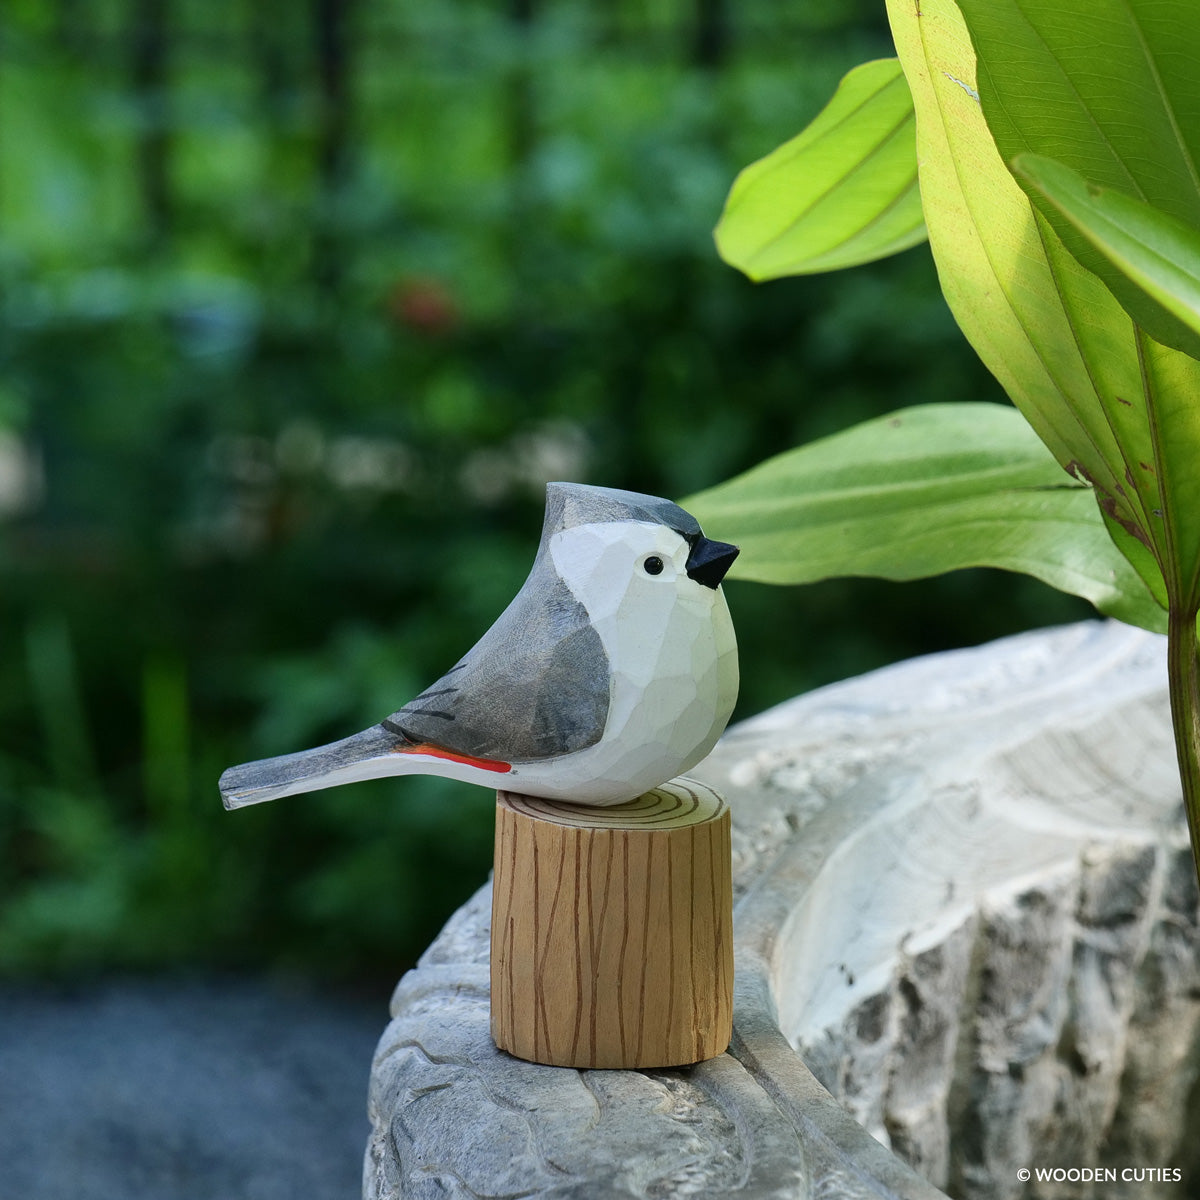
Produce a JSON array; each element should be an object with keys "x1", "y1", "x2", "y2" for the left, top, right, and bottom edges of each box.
[{"x1": 0, "y1": 433, "x2": 45, "y2": 516}]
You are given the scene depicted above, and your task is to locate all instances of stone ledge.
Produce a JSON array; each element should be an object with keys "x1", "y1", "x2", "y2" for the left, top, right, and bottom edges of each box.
[{"x1": 365, "y1": 620, "x2": 1199, "y2": 1199}]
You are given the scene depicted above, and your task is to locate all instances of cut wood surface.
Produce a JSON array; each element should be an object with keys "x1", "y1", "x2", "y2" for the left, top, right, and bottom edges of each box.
[{"x1": 491, "y1": 779, "x2": 733, "y2": 1069}]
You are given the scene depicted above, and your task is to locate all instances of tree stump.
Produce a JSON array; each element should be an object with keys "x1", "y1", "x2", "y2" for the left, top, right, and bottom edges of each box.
[{"x1": 490, "y1": 778, "x2": 733, "y2": 1069}]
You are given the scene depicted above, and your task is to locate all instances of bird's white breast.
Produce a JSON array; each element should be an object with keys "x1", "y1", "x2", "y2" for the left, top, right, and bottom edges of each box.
[{"x1": 515, "y1": 520, "x2": 739, "y2": 804}]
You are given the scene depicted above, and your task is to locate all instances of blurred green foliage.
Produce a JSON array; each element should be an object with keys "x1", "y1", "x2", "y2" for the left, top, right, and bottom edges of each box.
[{"x1": 0, "y1": 0, "x2": 1091, "y2": 981}]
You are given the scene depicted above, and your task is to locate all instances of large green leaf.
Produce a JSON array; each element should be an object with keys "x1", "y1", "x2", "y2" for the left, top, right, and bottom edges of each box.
[
  {"x1": 1015, "y1": 154, "x2": 1200, "y2": 341},
  {"x1": 883, "y1": 0, "x2": 1200, "y2": 614},
  {"x1": 953, "y1": 0, "x2": 1200, "y2": 615},
  {"x1": 1016, "y1": 159, "x2": 1200, "y2": 604},
  {"x1": 685, "y1": 403, "x2": 1166, "y2": 632},
  {"x1": 713, "y1": 58, "x2": 926, "y2": 280},
  {"x1": 952, "y1": 0, "x2": 1200, "y2": 882},
  {"x1": 958, "y1": 0, "x2": 1200, "y2": 360}
]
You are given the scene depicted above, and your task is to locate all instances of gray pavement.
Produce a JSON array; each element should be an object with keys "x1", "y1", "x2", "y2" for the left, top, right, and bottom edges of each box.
[{"x1": 0, "y1": 977, "x2": 387, "y2": 1200}]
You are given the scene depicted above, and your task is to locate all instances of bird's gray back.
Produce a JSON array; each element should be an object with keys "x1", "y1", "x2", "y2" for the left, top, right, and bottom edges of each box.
[{"x1": 385, "y1": 550, "x2": 609, "y2": 763}]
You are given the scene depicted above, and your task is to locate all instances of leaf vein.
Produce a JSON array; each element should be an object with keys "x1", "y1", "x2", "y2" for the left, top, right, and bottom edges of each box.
[
  {"x1": 1011, "y1": 0, "x2": 1149, "y2": 201},
  {"x1": 1114, "y1": 0, "x2": 1200, "y2": 199}
]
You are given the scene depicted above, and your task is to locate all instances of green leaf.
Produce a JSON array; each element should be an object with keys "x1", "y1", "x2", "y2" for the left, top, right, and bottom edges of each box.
[
  {"x1": 713, "y1": 58, "x2": 926, "y2": 280},
  {"x1": 1014, "y1": 154, "x2": 1200, "y2": 339},
  {"x1": 958, "y1": 0, "x2": 1200, "y2": 360},
  {"x1": 1013, "y1": 163, "x2": 1200, "y2": 610},
  {"x1": 884, "y1": 0, "x2": 1200, "y2": 613},
  {"x1": 685, "y1": 404, "x2": 1166, "y2": 632}
]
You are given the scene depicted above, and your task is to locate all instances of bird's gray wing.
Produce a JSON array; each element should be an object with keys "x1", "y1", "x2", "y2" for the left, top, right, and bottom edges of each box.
[{"x1": 383, "y1": 554, "x2": 609, "y2": 763}]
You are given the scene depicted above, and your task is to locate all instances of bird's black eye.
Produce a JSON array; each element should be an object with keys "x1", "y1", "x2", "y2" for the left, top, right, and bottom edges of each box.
[{"x1": 643, "y1": 555, "x2": 664, "y2": 576}]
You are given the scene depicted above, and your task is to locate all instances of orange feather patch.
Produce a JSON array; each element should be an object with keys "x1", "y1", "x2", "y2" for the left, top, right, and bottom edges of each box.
[{"x1": 396, "y1": 742, "x2": 512, "y2": 773}]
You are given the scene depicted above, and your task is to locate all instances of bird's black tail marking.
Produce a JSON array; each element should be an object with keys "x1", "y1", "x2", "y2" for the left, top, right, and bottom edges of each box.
[
  {"x1": 404, "y1": 687, "x2": 458, "y2": 702},
  {"x1": 381, "y1": 718, "x2": 418, "y2": 742}
]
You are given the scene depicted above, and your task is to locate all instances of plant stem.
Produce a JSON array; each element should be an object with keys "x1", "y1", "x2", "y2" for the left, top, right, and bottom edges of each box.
[{"x1": 1167, "y1": 603, "x2": 1200, "y2": 888}]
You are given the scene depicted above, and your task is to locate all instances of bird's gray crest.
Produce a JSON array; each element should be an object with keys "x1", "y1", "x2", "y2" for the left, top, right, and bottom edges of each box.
[{"x1": 541, "y1": 482, "x2": 703, "y2": 548}]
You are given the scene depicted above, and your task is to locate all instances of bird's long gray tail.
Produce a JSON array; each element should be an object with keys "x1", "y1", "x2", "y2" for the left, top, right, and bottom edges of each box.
[{"x1": 219, "y1": 724, "x2": 407, "y2": 810}]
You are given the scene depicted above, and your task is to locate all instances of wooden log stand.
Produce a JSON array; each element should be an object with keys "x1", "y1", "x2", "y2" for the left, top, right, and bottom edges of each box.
[{"x1": 490, "y1": 777, "x2": 733, "y2": 1070}]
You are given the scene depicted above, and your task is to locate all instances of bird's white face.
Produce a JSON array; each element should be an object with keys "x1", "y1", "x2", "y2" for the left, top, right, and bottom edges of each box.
[
  {"x1": 549, "y1": 520, "x2": 715, "y2": 626},
  {"x1": 546, "y1": 516, "x2": 739, "y2": 799}
]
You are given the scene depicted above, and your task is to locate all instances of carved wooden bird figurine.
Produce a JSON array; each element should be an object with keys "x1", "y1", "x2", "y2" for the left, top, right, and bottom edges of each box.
[{"x1": 220, "y1": 483, "x2": 739, "y2": 808}]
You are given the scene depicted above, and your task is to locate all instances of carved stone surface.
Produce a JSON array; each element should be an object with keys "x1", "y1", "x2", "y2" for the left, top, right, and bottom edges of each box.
[{"x1": 366, "y1": 621, "x2": 1200, "y2": 1199}]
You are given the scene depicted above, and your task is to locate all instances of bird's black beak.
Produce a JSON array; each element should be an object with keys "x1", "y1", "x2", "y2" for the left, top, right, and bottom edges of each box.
[{"x1": 685, "y1": 536, "x2": 739, "y2": 589}]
